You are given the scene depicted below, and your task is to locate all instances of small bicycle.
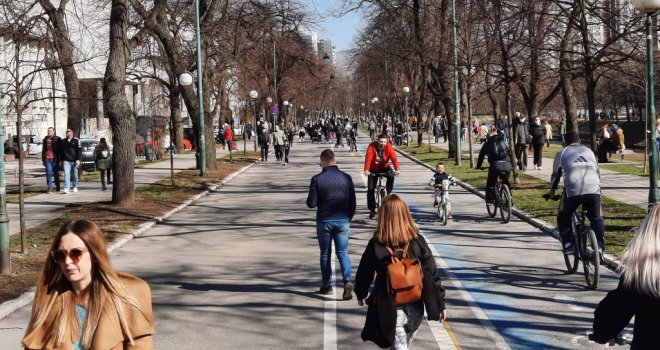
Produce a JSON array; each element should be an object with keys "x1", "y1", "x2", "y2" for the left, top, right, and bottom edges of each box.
[
  {"x1": 484, "y1": 171, "x2": 512, "y2": 223},
  {"x1": 548, "y1": 192, "x2": 600, "y2": 290}
]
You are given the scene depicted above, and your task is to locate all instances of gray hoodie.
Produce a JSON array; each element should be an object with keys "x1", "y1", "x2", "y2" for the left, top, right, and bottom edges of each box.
[{"x1": 550, "y1": 144, "x2": 600, "y2": 198}]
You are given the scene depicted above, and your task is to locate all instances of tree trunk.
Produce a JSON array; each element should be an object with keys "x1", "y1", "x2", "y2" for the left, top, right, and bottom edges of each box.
[
  {"x1": 14, "y1": 42, "x2": 26, "y2": 254},
  {"x1": 504, "y1": 83, "x2": 519, "y2": 184},
  {"x1": 170, "y1": 88, "x2": 184, "y2": 154},
  {"x1": 39, "y1": 0, "x2": 83, "y2": 135},
  {"x1": 104, "y1": 0, "x2": 135, "y2": 206}
]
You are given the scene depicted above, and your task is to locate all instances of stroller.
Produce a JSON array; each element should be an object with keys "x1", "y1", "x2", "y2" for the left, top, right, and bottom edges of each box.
[{"x1": 311, "y1": 127, "x2": 323, "y2": 143}]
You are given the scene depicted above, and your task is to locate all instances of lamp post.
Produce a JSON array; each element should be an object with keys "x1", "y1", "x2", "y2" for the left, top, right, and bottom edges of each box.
[
  {"x1": 283, "y1": 100, "x2": 289, "y2": 125},
  {"x1": 451, "y1": 0, "x2": 461, "y2": 166},
  {"x1": 250, "y1": 90, "x2": 258, "y2": 152},
  {"x1": 403, "y1": 86, "x2": 410, "y2": 142},
  {"x1": 179, "y1": 72, "x2": 205, "y2": 175},
  {"x1": 266, "y1": 96, "x2": 273, "y2": 130},
  {"x1": 372, "y1": 97, "x2": 379, "y2": 126},
  {"x1": 361, "y1": 102, "x2": 365, "y2": 125},
  {"x1": 633, "y1": 0, "x2": 660, "y2": 207},
  {"x1": 0, "y1": 89, "x2": 8, "y2": 274}
]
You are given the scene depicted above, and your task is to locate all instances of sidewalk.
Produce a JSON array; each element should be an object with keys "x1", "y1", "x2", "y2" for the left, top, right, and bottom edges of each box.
[
  {"x1": 5, "y1": 144, "x2": 238, "y2": 237},
  {"x1": 422, "y1": 134, "x2": 651, "y2": 209}
]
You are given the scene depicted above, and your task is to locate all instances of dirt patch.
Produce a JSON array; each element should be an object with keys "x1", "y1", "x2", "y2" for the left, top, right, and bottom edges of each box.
[{"x1": 0, "y1": 153, "x2": 257, "y2": 304}]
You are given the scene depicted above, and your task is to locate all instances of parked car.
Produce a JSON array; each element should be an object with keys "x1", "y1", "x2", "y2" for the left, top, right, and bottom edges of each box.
[
  {"x1": 80, "y1": 139, "x2": 112, "y2": 171},
  {"x1": 6, "y1": 135, "x2": 42, "y2": 156}
]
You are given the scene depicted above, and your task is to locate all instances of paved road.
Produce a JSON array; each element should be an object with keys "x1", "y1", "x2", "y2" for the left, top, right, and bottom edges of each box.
[{"x1": 0, "y1": 134, "x2": 628, "y2": 349}]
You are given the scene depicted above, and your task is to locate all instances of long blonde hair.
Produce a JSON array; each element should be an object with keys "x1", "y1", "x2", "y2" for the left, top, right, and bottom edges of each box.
[
  {"x1": 374, "y1": 194, "x2": 419, "y2": 247},
  {"x1": 25, "y1": 220, "x2": 143, "y2": 348},
  {"x1": 622, "y1": 203, "x2": 660, "y2": 297}
]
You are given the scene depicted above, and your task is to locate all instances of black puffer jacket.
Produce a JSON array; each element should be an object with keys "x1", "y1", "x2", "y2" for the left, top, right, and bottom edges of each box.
[{"x1": 355, "y1": 237, "x2": 446, "y2": 348}]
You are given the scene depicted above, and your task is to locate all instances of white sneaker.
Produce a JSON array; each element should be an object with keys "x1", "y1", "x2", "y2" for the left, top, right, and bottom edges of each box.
[
  {"x1": 538, "y1": 166, "x2": 543, "y2": 170},
  {"x1": 62, "y1": 188, "x2": 69, "y2": 194},
  {"x1": 534, "y1": 165, "x2": 538, "y2": 170},
  {"x1": 72, "y1": 188, "x2": 78, "y2": 193}
]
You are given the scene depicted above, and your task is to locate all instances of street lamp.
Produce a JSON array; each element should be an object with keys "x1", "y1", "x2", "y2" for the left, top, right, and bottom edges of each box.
[
  {"x1": 0, "y1": 89, "x2": 8, "y2": 274},
  {"x1": 179, "y1": 76, "x2": 205, "y2": 175},
  {"x1": 633, "y1": 0, "x2": 660, "y2": 207},
  {"x1": 250, "y1": 90, "x2": 258, "y2": 152},
  {"x1": 283, "y1": 100, "x2": 289, "y2": 124},
  {"x1": 266, "y1": 96, "x2": 274, "y2": 129}
]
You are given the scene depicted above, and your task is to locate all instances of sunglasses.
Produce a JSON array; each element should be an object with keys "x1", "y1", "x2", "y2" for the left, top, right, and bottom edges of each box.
[{"x1": 51, "y1": 247, "x2": 88, "y2": 264}]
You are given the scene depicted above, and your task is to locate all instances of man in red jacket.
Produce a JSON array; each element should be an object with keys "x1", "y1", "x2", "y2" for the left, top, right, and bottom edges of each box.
[{"x1": 364, "y1": 134, "x2": 400, "y2": 218}]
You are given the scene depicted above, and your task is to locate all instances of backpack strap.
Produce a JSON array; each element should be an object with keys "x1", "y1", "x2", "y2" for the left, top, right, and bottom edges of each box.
[{"x1": 385, "y1": 242, "x2": 410, "y2": 263}]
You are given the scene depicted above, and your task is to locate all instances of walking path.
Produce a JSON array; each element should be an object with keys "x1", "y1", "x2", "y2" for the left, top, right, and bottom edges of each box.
[
  {"x1": 0, "y1": 133, "x2": 624, "y2": 349},
  {"x1": 5, "y1": 144, "x2": 240, "y2": 236},
  {"x1": 422, "y1": 134, "x2": 651, "y2": 209}
]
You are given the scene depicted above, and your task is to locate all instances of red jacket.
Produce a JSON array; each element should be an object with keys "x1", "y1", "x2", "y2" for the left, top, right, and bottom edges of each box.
[
  {"x1": 364, "y1": 141, "x2": 400, "y2": 172},
  {"x1": 224, "y1": 128, "x2": 235, "y2": 142}
]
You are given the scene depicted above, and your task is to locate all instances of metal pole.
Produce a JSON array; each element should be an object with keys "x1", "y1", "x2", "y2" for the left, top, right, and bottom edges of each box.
[
  {"x1": 404, "y1": 94, "x2": 409, "y2": 144},
  {"x1": 253, "y1": 100, "x2": 257, "y2": 152},
  {"x1": 170, "y1": 118, "x2": 175, "y2": 186},
  {"x1": 0, "y1": 89, "x2": 10, "y2": 274},
  {"x1": 194, "y1": 0, "x2": 206, "y2": 176},
  {"x1": 452, "y1": 0, "x2": 461, "y2": 166},
  {"x1": 647, "y1": 13, "x2": 659, "y2": 206}
]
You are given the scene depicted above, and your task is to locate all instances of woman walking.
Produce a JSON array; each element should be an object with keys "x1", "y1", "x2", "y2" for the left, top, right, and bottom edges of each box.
[
  {"x1": 23, "y1": 220, "x2": 155, "y2": 349},
  {"x1": 591, "y1": 203, "x2": 660, "y2": 348},
  {"x1": 530, "y1": 117, "x2": 546, "y2": 170},
  {"x1": 543, "y1": 120, "x2": 552, "y2": 147},
  {"x1": 93, "y1": 138, "x2": 112, "y2": 191},
  {"x1": 356, "y1": 194, "x2": 446, "y2": 349}
]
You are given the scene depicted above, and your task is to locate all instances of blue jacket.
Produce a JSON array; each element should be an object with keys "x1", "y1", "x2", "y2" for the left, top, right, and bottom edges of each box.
[{"x1": 306, "y1": 165, "x2": 356, "y2": 221}]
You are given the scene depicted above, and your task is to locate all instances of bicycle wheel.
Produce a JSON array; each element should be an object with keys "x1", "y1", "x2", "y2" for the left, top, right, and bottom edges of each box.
[
  {"x1": 499, "y1": 184, "x2": 512, "y2": 223},
  {"x1": 563, "y1": 221, "x2": 579, "y2": 274},
  {"x1": 375, "y1": 187, "x2": 382, "y2": 209},
  {"x1": 437, "y1": 199, "x2": 447, "y2": 226},
  {"x1": 582, "y1": 229, "x2": 600, "y2": 290},
  {"x1": 486, "y1": 189, "x2": 497, "y2": 217},
  {"x1": 378, "y1": 187, "x2": 387, "y2": 208}
]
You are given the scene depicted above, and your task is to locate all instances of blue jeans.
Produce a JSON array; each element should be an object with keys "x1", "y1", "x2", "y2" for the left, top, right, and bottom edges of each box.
[
  {"x1": 316, "y1": 218, "x2": 352, "y2": 286},
  {"x1": 62, "y1": 160, "x2": 78, "y2": 190},
  {"x1": 44, "y1": 158, "x2": 60, "y2": 190}
]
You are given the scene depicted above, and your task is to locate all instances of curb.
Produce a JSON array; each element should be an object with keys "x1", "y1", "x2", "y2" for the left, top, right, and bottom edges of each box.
[
  {"x1": 394, "y1": 147, "x2": 623, "y2": 274},
  {"x1": 0, "y1": 162, "x2": 256, "y2": 320}
]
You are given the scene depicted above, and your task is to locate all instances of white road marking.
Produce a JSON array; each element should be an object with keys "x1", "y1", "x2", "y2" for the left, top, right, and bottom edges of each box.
[
  {"x1": 553, "y1": 294, "x2": 586, "y2": 311},
  {"x1": 324, "y1": 258, "x2": 337, "y2": 350}
]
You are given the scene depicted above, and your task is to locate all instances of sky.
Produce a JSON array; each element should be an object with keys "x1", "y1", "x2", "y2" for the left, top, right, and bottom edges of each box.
[{"x1": 301, "y1": 1, "x2": 364, "y2": 52}]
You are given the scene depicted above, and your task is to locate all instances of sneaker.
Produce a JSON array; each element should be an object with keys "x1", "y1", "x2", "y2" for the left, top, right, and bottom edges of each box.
[
  {"x1": 369, "y1": 210, "x2": 376, "y2": 219},
  {"x1": 563, "y1": 242, "x2": 575, "y2": 255},
  {"x1": 448, "y1": 211, "x2": 453, "y2": 219},
  {"x1": 317, "y1": 285, "x2": 333, "y2": 295},
  {"x1": 343, "y1": 282, "x2": 353, "y2": 300},
  {"x1": 433, "y1": 200, "x2": 438, "y2": 207},
  {"x1": 62, "y1": 188, "x2": 69, "y2": 194},
  {"x1": 534, "y1": 165, "x2": 538, "y2": 170},
  {"x1": 538, "y1": 166, "x2": 543, "y2": 170},
  {"x1": 72, "y1": 188, "x2": 78, "y2": 193},
  {"x1": 47, "y1": 188, "x2": 53, "y2": 194}
]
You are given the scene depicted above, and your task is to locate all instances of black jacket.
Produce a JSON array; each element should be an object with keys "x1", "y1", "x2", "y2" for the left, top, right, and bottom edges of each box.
[
  {"x1": 477, "y1": 134, "x2": 511, "y2": 169},
  {"x1": 530, "y1": 124, "x2": 546, "y2": 145},
  {"x1": 355, "y1": 237, "x2": 446, "y2": 348},
  {"x1": 593, "y1": 277, "x2": 660, "y2": 349},
  {"x1": 59, "y1": 137, "x2": 81, "y2": 162},
  {"x1": 306, "y1": 165, "x2": 356, "y2": 221},
  {"x1": 41, "y1": 135, "x2": 62, "y2": 161}
]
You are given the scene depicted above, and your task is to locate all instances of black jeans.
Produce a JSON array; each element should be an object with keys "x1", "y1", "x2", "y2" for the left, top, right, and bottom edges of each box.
[
  {"x1": 486, "y1": 168, "x2": 511, "y2": 202},
  {"x1": 274, "y1": 145, "x2": 284, "y2": 160},
  {"x1": 557, "y1": 193, "x2": 605, "y2": 245},
  {"x1": 532, "y1": 143, "x2": 544, "y2": 167},
  {"x1": 100, "y1": 168, "x2": 112, "y2": 189},
  {"x1": 515, "y1": 143, "x2": 528, "y2": 170},
  {"x1": 367, "y1": 170, "x2": 394, "y2": 211},
  {"x1": 260, "y1": 145, "x2": 269, "y2": 161}
]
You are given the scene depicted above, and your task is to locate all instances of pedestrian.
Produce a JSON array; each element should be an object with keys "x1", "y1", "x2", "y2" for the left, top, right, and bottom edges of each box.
[
  {"x1": 245, "y1": 121, "x2": 253, "y2": 141},
  {"x1": 224, "y1": 123, "x2": 235, "y2": 151},
  {"x1": 93, "y1": 138, "x2": 112, "y2": 191},
  {"x1": 440, "y1": 116, "x2": 449, "y2": 143},
  {"x1": 496, "y1": 115, "x2": 509, "y2": 143},
  {"x1": 432, "y1": 116, "x2": 441, "y2": 144},
  {"x1": 42, "y1": 127, "x2": 61, "y2": 194},
  {"x1": 22, "y1": 220, "x2": 155, "y2": 350},
  {"x1": 59, "y1": 128, "x2": 81, "y2": 193},
  {"x1": 272, "y1": 125, "x2": 285, "y2": 163},
  {"x1": 543, "y1": 119, "x2": 553, "y2": 147},
  {"x1": 559, "y1": 115, "x2": 567, "y2": 146},
  {"x1": 355, "y1": 194, "x2": 446, "y2": 349},
  {"x1": 591, "y1": 203, "x2": 660, "y2": 348},
  {"x1": 283, "y1": 138, "x2": 291, "y2": 164},
  {"x1": 513, "y1": 112, "x2": 529, "y2": 171},
  {"x1": 259, "y1": 122, "x2": 271, "y2": 162},
  {"x1": 461, "y1": 117, "x2": 468, "y2": 142},
  {"x1": 306, "y1": 149, "x2": 356, "y2": 299},
  {"x1": 530, "y1": 117, "x2": 546, "y2": 170}
]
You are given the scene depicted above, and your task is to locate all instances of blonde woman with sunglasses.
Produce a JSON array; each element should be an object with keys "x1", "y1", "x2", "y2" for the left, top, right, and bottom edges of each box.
[
  {"x1": 355, "y1": 194, "x2": 446, "y2": 349},
  {"x1": 23, "y1": 220, "x2": 154, "y2": 349}
]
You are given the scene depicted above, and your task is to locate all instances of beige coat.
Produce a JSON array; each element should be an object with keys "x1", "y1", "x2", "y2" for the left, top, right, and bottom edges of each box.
[{"x1": 23, "y1": 273, "x2": 155, "y2": 350}]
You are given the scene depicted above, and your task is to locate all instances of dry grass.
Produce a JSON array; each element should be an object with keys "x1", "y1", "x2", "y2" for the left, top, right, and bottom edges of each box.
[{"x1": 0, "y1": 153, "x2": 258, "y2": 304}]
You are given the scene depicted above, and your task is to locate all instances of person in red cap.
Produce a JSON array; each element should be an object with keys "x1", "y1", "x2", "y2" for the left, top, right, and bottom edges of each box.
[{"x1": 364, "y1": 133, "x2": 400, "y2": 219}]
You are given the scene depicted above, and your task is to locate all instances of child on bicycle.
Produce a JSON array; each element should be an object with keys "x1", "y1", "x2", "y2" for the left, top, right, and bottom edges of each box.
[{"x1": 428, "y1": 163, "x2": 455, "y2": 218}]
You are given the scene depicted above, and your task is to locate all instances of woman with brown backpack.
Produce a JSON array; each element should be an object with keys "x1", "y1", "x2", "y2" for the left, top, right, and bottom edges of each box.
[{"x1": 355, "y1": 194, "x2": 446, "y2": 349}]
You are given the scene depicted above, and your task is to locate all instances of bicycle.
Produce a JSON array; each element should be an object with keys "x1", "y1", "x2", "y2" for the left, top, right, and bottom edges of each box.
[
  {"x1": 548, "y1": 192, "x2": 600, "y2": 290},
  {"x1": 430, "y1": 180, "x2": 451, "y2": 226},
  {"x1": 482, "y1": 171, "x2": 512, "y2": 223},
  {"x1": 370, "y1": 171, "x2": 394, "y2": 213}
]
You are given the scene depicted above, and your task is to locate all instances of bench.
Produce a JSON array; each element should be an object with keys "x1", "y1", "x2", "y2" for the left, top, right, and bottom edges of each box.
[{"x1": 610, "y1": 149, "x2": 633, "y2": 161}]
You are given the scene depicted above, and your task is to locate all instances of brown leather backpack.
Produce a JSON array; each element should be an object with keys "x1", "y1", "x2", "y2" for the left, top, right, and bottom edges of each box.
[{"x1": 385, "y1": 242, "x2": 423, "y2": 305}]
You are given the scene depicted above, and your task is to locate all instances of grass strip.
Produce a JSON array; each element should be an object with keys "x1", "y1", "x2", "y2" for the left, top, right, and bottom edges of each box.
[
  {"x1": 399, "y1": 144, "x2": 645, "y2": 259},
  {"x1": 0, "y1": 152, "x2": 259, "y2": 304}
]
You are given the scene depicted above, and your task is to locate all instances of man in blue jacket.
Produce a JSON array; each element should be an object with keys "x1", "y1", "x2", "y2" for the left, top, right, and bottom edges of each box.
[{"x1": 306, "y1": 149, "x2": 356, "y2": 300}]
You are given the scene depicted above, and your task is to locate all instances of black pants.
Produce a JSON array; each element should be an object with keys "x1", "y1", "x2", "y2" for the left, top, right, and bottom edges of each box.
[
  {"x1": 284, "y1": 146, "x2": 290, "y2": 163},
  {"x1": 274, "y1": 145, "x2": 284, "y2": 160},
  {"x1": 532, "y1": 143, "x2": 544, "y2": 167},
  {"x1": 486, "y1": 168, "x2": 511, "y2": 202},
  {"x1": 261, "y1": 145, "x2": 269, "y2": 161},
  {"x1": 100, "y1": 168, "x2": 112, "y2": 189},
  {"x1": 367, "y1": 171, "x2": 394, "y2": 211},
  {"x1": 557, "y1": 194, "x2": 605, "y2": 245},
  {"x1": 515, "y1": 143, "x2": 528, "y2": 170}
]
